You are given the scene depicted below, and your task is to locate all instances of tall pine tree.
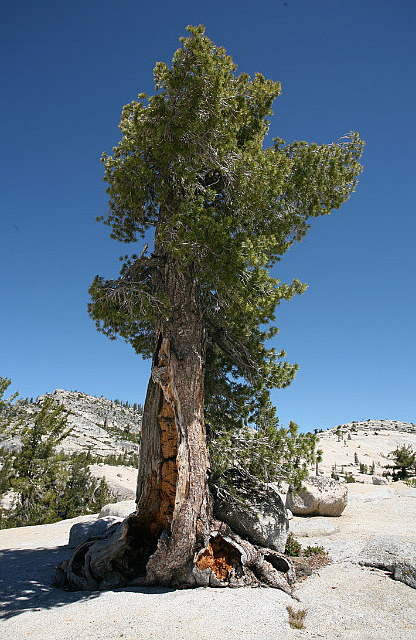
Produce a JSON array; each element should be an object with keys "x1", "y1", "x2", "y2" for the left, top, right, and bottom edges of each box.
[{"x1": 61, "y1": 26, "x2": 363, "y2": 591}]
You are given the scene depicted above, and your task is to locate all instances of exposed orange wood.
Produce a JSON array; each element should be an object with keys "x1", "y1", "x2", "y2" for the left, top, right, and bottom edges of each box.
[{"x1": 196, "y1": 535, "x2": 241, "y2": 581}]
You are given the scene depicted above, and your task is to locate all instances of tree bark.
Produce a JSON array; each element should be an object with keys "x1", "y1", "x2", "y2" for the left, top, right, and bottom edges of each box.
[
  {"x1": 56, "y1": 256, "x2": 296, "y2": 594},
  {"x1": 134, "y1": 254, "x2": 211, "y2": 585}
]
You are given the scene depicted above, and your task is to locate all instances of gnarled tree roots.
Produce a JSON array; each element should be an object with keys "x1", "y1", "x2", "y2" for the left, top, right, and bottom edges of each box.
[{"x1": 54, "y1": 514, "x2": 296, "y2": 596}]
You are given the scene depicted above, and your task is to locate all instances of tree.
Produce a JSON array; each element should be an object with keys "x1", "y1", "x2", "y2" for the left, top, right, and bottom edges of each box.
[
  {"x1": 56, "y1": 453, "x2": 115, "y2": 520},
  {"x1": 0, "y1": 396, "x2": 71, "y2": 526},
  {"x1": 0, "y1": 377, "x2": 21, "y2": 435},
  {"x1": 387, "y1": 445, "x2": 416, "y2": 480},
  {"x1": 0, "y1": 377, "x2": 24, "y2": 504},
  {"x1": 60, "y1": 26, "x2": 363, "y2": 591}
]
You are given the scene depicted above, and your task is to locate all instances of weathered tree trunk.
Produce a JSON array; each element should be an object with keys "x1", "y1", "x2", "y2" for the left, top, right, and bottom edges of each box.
[
  {"x1": 134, "y1": 254, "x2": 211, "y2": 585},
  {"x1": 56, "y1": 257, "x2": 296, "y2": 594}
]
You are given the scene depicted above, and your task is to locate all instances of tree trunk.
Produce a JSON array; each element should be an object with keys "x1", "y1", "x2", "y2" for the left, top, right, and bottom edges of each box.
[
  {"x1": 134, "y1": 254, "x2": 211, "y2": 586},
  {"x1": 56, "y1": 257, "x2": 296, "y2": 594}
]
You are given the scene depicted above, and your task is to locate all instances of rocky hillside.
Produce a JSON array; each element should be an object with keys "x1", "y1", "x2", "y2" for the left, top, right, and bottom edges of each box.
[
  {"x1": 3, "y1": 395, "x2": 414, "y2": 483},
  {"x1": 2, "y1": 389, "x2": 142, "y2": 458},
  {"x1": 316, "y1": 419, "x2": 416, "y2": 480}
]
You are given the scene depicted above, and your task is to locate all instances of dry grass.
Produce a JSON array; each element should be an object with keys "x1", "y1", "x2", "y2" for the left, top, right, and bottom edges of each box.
[
  {"x1": 303, "y1": 550, "x2": 330, "y2": 572},
  {"x1": 287, "y1": 606, "x2": 307, "y2": 629},
  {"x1": 286, "y1": 537, "x2": 331, "y2": 582}
]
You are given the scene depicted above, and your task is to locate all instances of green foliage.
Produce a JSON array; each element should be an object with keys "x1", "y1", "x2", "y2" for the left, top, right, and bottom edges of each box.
[
  {"x1": 104, "y1": 420, "x2": 139, "y2": 444},
  {"x1": 285, "y1": 533, "x2": 302, "y2": 557},
  {"x1": 387, "y1": 445, "x2": 416, "y2": 480},
  {"x1": 354, "y1": 452, "x2": 359, "y2": 464},
  {"x1": 359, "y1": 462, "x2": 368, "y2": 474},
  {"x1": 209, "y1": 411, "x2": 320, "y2": 490},
  {"x1": 0, "y1": 447, "x2": 13, "y2": 494},
  {"x1": 86, "y1": 26, "x2": 363, "y2": 484},
  {"x1": 0, "y1": 377, "x2": 16, "y2": 414},
  {"x1": 1, "y1": 397, "x2": 70, "y2": 527},
  {"x1": 0, "y1": 379, "x2": 22, "y2": 501},
  {"x1": 345, "y1": 473, "x2": 356, "y2": 483},
  {"x1": 0, "y1": 377, "x2": 23, "y2": 437},
  {"x1": 303, "y1": 545, "x2": 325, "y2": 557},
  {"x1": 56, "y1": 453, "x2": 115, "y2": 520},
  {"x1": 104, "y1": 451, "x2": 139, "y2": 467},
  {"x1": 15, "y1": 397, "x2": 71, "y2": 474}
]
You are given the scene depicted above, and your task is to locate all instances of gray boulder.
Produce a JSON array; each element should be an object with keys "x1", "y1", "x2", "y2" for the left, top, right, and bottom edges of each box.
[
  {"x1": 68, "y1": 516, "x2": 123, "y2": 548},
  {"x1": 212, "y1": 470, "x2": 289, "y2": 552},
  {"x1": 372, "y1": 475, "x2": 388, "y2": 485},
  {"x1": 358, "y1": 535, "x2": 416, "y2": 589},
  {"x1": 99, "y1": 500, "x2": 136, "y2": 518},
  {"x1": 393, "y1": 561, "x2": 416, "y2": 589},
  {"x1": 286, "y1": 476, "x2": 348, "y2": 516}
]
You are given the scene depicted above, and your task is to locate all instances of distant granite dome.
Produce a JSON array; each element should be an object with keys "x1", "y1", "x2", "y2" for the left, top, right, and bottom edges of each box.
[
  {"x1": 316, "y1": 419, "x2": 416, "y2": 480},
  {"x1": 330, "y1": 419, "x2": 415, "y2": 435},
  {"x1": 3, "y1": 389, "x2": 142, "y2": 458}
]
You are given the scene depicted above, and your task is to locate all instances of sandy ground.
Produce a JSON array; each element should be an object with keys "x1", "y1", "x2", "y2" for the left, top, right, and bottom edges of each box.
[{"x1": 0, "y1": 483, "x2": 415, "y2": 640}]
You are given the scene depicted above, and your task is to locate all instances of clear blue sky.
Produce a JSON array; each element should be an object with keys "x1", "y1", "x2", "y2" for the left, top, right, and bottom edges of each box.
[{"x1": 1, "y1": 0, "x2": 415, "y2": 432}]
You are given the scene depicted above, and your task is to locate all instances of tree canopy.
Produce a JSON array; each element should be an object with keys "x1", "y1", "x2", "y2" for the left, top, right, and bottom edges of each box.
[{"x1": 89, "y1": 25, "x2": 363, "y2": 451}]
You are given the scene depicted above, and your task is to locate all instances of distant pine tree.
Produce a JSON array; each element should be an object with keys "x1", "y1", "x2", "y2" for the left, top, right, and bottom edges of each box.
[
  {"x1": 387, "y1": 445, "x2": 416, "y2": 480},
  {"x1": 57, "y1": 453, "x2": 115, "y2": 519}
]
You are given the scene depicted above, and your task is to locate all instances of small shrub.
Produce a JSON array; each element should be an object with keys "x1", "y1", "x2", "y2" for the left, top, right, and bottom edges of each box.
[
  {"x1": 289, "y1": 544, "x2": 330, "y2": 583},
  {"x1": 285, "y1": 532, "x2": 301, "y2": 556},
  {"x1": 345, "y1": 473, "x2": 356, "y2": 483},
  {"x1": 303, "y1": 545, "x2": 325, "y2": 557},
  {"x1": 404, "y1": 478, "x2": 416, "y2": 488},
  {"x1": 287, "y1": 606, "x2": 307, "y2": 630}
]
